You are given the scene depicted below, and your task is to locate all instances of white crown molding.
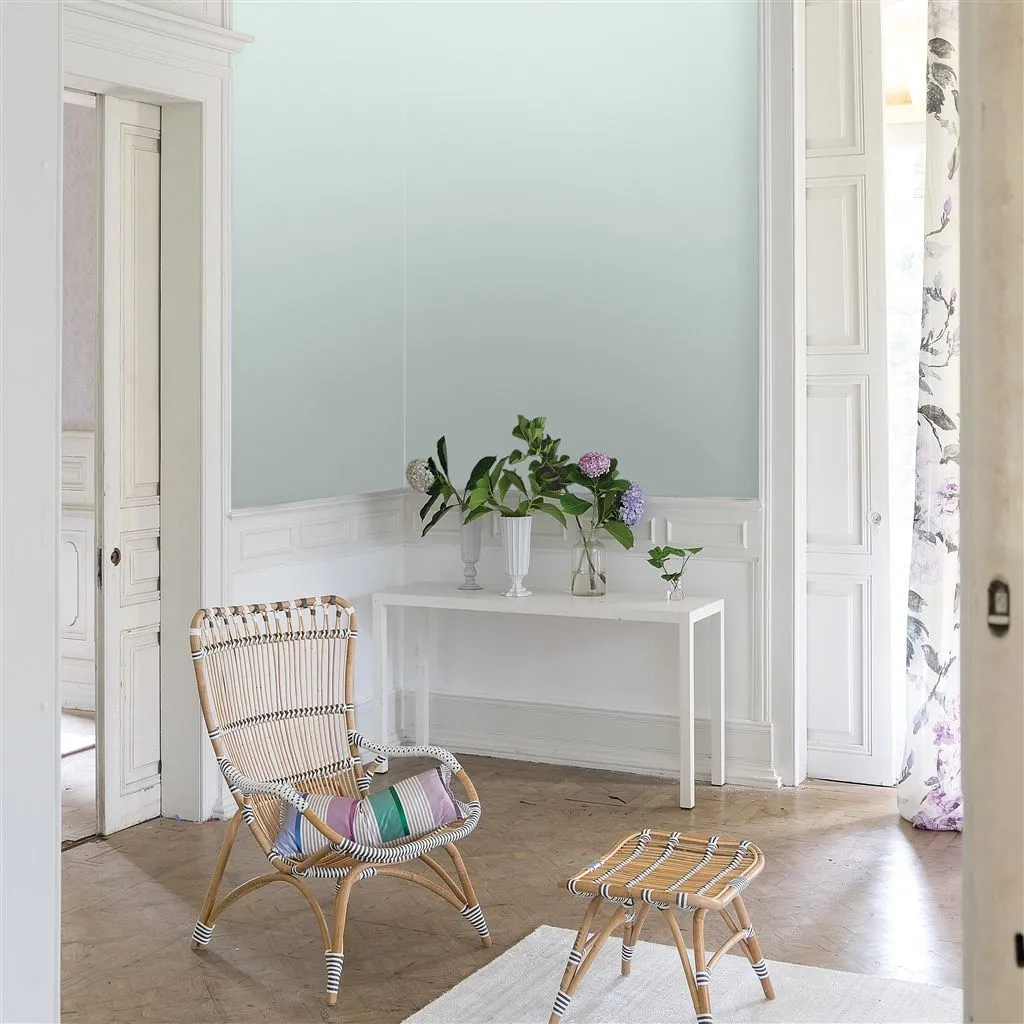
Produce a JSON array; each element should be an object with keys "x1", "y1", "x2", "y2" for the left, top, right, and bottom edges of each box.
[{"x1": 65, "y1": 0, "x2": 251, "y2": 63}]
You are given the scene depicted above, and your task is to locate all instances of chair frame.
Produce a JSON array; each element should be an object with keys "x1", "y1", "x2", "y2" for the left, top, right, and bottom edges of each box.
[{"x1": 188, "y1": 596, "x2": 491, "y2": 1004}]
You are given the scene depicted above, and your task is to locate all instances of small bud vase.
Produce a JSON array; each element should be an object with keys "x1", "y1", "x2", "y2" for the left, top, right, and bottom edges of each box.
[
  {"x1": 500, "y1": 515, "x2": 533, "y2": 598},
  {"x1": 570, "y1": 524, "x2": 607, "y2": 597},
  {"x1": 667, "y1": 578, "x2": 685, "y2": 601},
  {"x1": 458, "y1": 516, "x2": 483, "y2": 590}
]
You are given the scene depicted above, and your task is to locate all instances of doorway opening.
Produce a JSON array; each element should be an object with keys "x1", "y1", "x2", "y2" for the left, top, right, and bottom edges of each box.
[
  {"x1": 61, "y1": 89, "x2": 100, "y2": 845},
  {"x1": 803, "y1": 0, "x2": 928, "y2": 786},
  {"x1": 60, "y1": 89, "x2": 165, "y2": 844}
]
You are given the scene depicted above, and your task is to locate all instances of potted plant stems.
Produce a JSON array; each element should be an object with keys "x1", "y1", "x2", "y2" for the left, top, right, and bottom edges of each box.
[
  {"x1": 463, "y1": 415, "x2": 568, "y2": 597},
  {"x1": 406, "y1": 438, "x2": 497, "y2": 590}
]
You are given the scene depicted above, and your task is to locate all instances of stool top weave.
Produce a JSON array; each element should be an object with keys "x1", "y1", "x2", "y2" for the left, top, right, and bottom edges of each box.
[{"x1": 566, "y1": 830, "x2": 764, "y2": 911}]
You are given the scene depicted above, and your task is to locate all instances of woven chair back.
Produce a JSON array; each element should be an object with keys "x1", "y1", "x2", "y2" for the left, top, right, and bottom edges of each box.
[{"x1": 190, "y1": 597, "x2": 363, "y2": 851}]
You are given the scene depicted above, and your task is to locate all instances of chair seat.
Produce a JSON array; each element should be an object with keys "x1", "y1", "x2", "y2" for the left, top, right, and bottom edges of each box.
[{"x1": 566, "y1": 829, "x2": 764, "y2": 910}]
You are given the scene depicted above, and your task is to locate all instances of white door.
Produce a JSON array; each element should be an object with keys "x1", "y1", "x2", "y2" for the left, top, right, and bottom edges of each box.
[
  {"x1": 804, "y1": 0, "x2": 895, "y2": 784},
  {"x1": 98, "y1": 97, "x2": 163, "y2": 833}
]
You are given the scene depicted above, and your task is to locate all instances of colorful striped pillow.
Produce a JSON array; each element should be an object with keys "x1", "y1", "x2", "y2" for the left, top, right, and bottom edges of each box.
[{"x1": 272, "y1": 766, "x2": 461, "y2": 860}]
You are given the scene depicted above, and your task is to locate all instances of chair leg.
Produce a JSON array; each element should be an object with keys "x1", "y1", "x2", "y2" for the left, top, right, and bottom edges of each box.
[
  {"x1": 445, "y1": 843, "x2": 492, "y2": 948},
  {"x1": 326, "y1": 867, "x2": 364, "y2": 1006},
  {"x1": 190, "y1": 810, "x2": 241, "y2": 950},
  {"x1": 621, "y1": 903, "x2": 651, "y2": 976},
  {"x1": 733, "y1": 895, "x2": 775, "y2": 1000},
  {"x1": 692, "y1": 908, "x2": 713, "y2": 1024},
  {"x1": 549, "y1": 900, "x2": 627, "y2": 1024}
]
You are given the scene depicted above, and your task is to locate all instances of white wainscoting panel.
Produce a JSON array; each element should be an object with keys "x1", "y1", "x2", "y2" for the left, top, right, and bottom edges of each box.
[
  {"x1": 806, "y1": 177, "x2": 867, "y2": 353},
  {"x1": 223, "y1": 491, "x2": 777, "y2": 811},
  {"x1": 806, "y1": 376, "x2": 868, "y2": 551},
  {"x1": 62, "y1": 430, "x2": 96, "y2": 710},
  {"x1": 402, "y1": 493, "x2": 774, "y2": 784},
  {"x1": 805, "y1": 0, "x2": 864, "y2": 158}
]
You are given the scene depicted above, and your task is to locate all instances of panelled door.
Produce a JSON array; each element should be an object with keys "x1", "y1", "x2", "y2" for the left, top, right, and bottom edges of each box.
[
  {"x1": 805, "y1": 0, "x2": 895, "y2": 784},
  {"x1": 98, "y1": 97, "x2": 163, "y2": 832}
]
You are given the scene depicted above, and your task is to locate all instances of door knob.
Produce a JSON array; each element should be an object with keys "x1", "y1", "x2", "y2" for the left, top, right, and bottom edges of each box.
[
  {"x1": 110, "y1": 547, "x2": 121, "y2": 566},
  {"x1": 868, "y1": 512, "x2": 882, "y2": 526}
]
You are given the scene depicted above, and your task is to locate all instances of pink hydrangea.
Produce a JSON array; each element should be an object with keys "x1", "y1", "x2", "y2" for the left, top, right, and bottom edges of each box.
[{"x1": 578, "y1": 451, "x2": 611, "y2": 479}]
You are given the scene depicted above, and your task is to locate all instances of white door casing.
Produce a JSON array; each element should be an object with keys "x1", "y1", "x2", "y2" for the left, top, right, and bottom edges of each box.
[
  {"x1": 804, "y1": 0, "x2": 895, "y2": 784},
  {"x1": 99, "y1": 97, "x2": 163, "y2": 833}
]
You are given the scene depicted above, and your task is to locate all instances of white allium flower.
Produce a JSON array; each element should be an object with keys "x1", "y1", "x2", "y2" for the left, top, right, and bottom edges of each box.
[{"x1": 406, "y1": 458, "x2": 435, "y2": 493}]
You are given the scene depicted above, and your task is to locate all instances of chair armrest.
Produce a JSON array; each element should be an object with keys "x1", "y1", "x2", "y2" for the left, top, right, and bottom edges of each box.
[
  {"x1": 217, "y1": 758, "x2": 309, "y2": 813},
  {"x1": 349, "y1": 732, "x2": 464, "y2": 774}
]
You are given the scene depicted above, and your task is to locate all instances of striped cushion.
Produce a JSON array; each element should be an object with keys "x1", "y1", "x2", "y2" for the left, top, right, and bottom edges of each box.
[{"x1": 272, "y1": 766, "x2": 461, "y2": 859}]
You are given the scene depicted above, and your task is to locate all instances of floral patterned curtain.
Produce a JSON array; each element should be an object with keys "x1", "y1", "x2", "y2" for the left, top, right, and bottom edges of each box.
[{"x1": 897, "y1": 0, "x2": 961, "y2": 831}]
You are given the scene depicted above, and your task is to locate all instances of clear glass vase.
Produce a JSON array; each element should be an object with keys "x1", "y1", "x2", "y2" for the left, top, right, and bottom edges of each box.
[
  {"x1": 571, "y1": 526, "x2": 607, "y2": 597},
  {"x1": 667, "y1": 577, "x2": 685, "y2": 601}
]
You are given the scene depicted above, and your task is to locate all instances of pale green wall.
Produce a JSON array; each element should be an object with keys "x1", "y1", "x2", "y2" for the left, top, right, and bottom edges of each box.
[{"x1": 232, "y1": 0, "x2": 759, "y2": 508}]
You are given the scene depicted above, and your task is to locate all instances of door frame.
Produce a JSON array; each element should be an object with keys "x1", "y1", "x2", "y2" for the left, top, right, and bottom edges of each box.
[
  {"x1": 64, "y1": 0, "x2": 250, "y2": 822},
  {"x1": 760, "y1": 0, "x2": 807, "y2": 787}
]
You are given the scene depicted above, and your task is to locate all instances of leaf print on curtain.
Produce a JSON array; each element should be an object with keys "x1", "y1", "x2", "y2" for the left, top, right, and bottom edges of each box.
[{"x1": 897, "y1": 0, "x2": 961, "y2": 831}]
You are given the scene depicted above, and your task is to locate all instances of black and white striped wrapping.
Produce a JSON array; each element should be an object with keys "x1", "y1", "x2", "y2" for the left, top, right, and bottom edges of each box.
[
  {"x1": 324, "y1": 950, "x2": 345, "y2": 994},
  {"x1": 551, "y1": 990, "x2": 571, "y2": 1018},
  {"x1": 459, "y1": 903, "x2": 489, "y2": 938}
]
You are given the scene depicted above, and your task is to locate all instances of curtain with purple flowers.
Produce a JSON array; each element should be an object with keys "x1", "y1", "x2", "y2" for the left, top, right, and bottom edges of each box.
[{"x1": 897, "y1": 0, "x2": 961, "y2": 831}]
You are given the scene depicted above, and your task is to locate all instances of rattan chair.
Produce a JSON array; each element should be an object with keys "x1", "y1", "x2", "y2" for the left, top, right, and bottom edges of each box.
[{"x1": 188, "y1": 596, "x2": 490, "y2": 1004}]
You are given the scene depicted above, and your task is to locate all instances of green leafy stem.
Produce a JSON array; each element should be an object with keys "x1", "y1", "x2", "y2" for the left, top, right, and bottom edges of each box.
[
  {"x1": 462, "y1": 415, "x2": 569, "y2": 527},
  {"x1": 647, "y1": 545, "x2": 704, "y2": 587}
]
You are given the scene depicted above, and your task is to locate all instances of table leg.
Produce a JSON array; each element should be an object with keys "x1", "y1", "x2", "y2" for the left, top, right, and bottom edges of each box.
[
  {"x1": 416, "y1": 607, "x2": 431, "y2": 747},
  {"x1": 711, "y1": 608, "x2": 725, "y2": 787},
  {"x1": 373, "y1": 601, "x2": 389, "y2": 774},
  {"x1": 679, "y1": 618, "x2": 695, "y2": 809}
]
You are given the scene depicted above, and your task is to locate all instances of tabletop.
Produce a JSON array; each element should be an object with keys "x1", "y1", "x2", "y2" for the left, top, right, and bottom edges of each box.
[{"x1": 372, "y1": 581, "x2": 723, "y2": 624}]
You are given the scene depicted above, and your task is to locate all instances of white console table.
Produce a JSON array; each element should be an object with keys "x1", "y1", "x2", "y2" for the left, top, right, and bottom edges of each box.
[{"x1": 371, "y1": 582, "x2": 725, "y2": 809}]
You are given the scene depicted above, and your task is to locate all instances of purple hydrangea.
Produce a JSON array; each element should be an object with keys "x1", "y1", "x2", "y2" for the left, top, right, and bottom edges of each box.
[
  {"x1": 578, "y1": 451, "x2": 611, "y2": 479},
  {"x1": 618, "y1": 482, "x2": 646, "y2": 527}
]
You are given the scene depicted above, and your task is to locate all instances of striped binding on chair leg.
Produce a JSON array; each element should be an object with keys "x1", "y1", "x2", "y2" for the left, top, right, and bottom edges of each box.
[
  {"x1": 621, "y1": 943, "x2": 635, "y2": 964},
  {"x1": 695, "y1": 970, "x2": 711, "y2": 988},
  {"x1": 324, "y1": 950, "x2": 345, "y2": 995},
  {"x1": 750, "y1": 958, "x2": 770, "y2": 979},
  {"x1": 697, "y1": 1014, "x2": 714, "y2": 1024},
  {"x1": 460, "y1": 903, "x2": 490, "y2": 938},
  {"x1": 551, "y1": 989, "x2": 571, "y2": 1019},
  {"x1": 192, "y1": 920, "x2": 214, "y2": 946}
]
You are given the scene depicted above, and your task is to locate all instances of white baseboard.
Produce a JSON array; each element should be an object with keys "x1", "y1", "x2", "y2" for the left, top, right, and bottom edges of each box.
[
  {"x1": 397, "y1": 691, "x2": 780, "y2": 788},
  {"x1": 61, "y1": 672, "x2": 95, "y2": 712}
]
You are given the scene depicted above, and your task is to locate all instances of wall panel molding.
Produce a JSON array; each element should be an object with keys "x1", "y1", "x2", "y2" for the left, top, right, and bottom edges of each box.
[
  {"x1": 226, "y1": 490, "x2": 778, "y2": 794},
  {"x1": 62, "y1": 430, "x2": 96, "y2": 710},
  {"x1": 230, "y1": 491, "x2": 406, "y2": 574}
]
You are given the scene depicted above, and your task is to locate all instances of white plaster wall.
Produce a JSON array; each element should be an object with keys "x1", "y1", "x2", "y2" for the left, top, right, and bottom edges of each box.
[{"x1": 0, "y1": 3, "x2": 63, "y2": 1020}]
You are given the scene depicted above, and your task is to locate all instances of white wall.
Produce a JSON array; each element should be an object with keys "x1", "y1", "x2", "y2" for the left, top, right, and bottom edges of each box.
[
  {"x1": 228, "y1": 492, "x2": 777, "y2": 787},
  {"x1": 62, "y1": 101, "x2": 97, "y2": 432},
  {"x1": 0, "y1": 2, "x2": 63, "y2": 1021}
]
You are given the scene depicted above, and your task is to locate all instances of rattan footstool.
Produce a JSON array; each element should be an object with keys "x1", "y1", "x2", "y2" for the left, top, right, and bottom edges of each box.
[{"x1": 550, "y1": 830, "x2": 775, "y2": 1024}]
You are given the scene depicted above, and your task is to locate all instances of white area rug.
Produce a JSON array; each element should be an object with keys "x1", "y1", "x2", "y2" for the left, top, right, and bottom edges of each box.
[{"x1": 404, "y1": 925, "x2": 961, "y2": 1024}]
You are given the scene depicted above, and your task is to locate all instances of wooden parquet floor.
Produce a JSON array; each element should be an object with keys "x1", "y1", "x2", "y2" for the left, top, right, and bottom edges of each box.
[{"x1": 61, "y1": 755, "x2": 962, "y2": 1023}]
